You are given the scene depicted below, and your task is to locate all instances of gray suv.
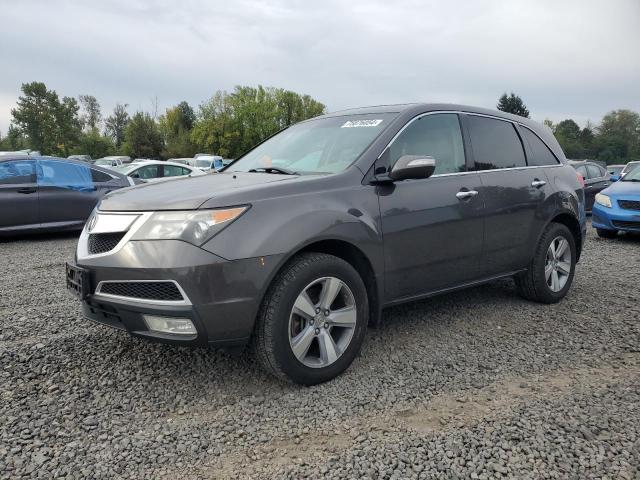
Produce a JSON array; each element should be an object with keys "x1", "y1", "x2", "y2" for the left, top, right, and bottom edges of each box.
[{"x1": 66, "y1": 104, "x2": 586, "y2": 384}]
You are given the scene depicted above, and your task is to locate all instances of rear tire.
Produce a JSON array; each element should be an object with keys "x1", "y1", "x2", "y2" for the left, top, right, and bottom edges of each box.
[
  {"x1": 515, "y1": 223, "x2": 576, "y2": 304},
  {"x1": 596, "y1": 228, "x2": 618, "y2": 239},
  {"x1": 252, "y1": 252, "x2": 368, "y2": 385}
]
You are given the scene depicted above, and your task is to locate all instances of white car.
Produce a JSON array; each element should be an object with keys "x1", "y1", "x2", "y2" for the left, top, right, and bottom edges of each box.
[
  {"x1": 192, "y1": 155, "x2": 224, "y2": 173},
  {"x1": 94, "y1": 156, "x2": 131, "y2": 168},
  {"x1": 112, "y1": 160, "x2": 206, "y2": 182}
]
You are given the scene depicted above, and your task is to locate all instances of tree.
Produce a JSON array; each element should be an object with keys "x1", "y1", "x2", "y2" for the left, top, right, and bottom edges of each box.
[
  {"x1": 72, "y1": 129, "x2": 115, "y2": 158},
  {"x1": 105, "y1": 103, "x2": 130, "y2": 149},
  {"x1": 122, "y1": 112, "x2": 163, "y2": 158},
  {"x1": 497, "y1": 92, "x2": 530, "y2": 118},
  {"x1": 11, "y1": 81, "x2": 81, "y2": 155},
  {"x1": 595, "y1": 109, "x2": 640, "y2": 164},
  {"x1": 79, "y1": 94, "x2": 102, "y2": 131},
  {"x1": 0, "y1": 125, "x2": 27, "y2": 151},
  {"x1": 159, "y1": 101, "x2": 196, "y2": 158}
]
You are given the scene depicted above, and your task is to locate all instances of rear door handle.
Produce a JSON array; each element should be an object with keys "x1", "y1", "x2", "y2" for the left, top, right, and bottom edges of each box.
[
  {"x1": 531, "y1": 180, "x2": 546, "y2": 188},
  {"x1": 456, "y1": 190, "x2": 479, "y2": 200},
  {"x1": 17, "y1": 187, "x2": 37, "y2": 194}
]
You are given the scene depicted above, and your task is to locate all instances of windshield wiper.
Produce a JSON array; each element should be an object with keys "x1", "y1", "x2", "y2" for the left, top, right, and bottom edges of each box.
[{"x1": 247, "y1": 167, "x2": 298, "y2": 175}]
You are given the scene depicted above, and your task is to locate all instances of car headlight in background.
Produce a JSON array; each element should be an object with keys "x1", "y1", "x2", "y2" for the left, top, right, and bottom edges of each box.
[
  {"x1": 132, "y1": 207, "x2": 248, "y2": 246},
  {"x1": 595, "y1": 193, "x2": 612, "y2": 208}
]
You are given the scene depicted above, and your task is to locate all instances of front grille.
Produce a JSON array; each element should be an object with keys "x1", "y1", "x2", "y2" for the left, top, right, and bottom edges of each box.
[
  {"x1": 88, "y1": 232, "x2": 126, "y2": 254},
  {"x1": 618, "y1": 199, "x2": 640, "y2": 211},
  {"x1": 612, "y1": 220, "x2": 640, "y2": 230},
  {"x1": 98, "y1": 282, "x2": 184, "y2": 301}
]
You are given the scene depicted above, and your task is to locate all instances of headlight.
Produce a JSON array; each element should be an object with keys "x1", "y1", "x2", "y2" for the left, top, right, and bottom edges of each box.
[
  {"x1": 595, "y1": 193, "x2": 612, "y2": 208},
  {"x1": 132, "y1": 207, "x2": 248, "y2": 245}
]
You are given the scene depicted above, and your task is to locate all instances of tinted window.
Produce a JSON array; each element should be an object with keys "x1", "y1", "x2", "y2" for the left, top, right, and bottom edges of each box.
[
  {"x1": 91, "y1": 169, "x2": 112, "y2": 183},
  {"x1": 575, "y1": 165, "x2": 588, "y2": 178},
  {"x1": 586, "y1": 164, "x2": 604, "y2": 179},
  {"x1": 521, "y1": 128, "x2": 559, "y2": 166},
  {"x1": 132, "y1": 165, "x2": 159, "y2": 179},
  {"x1": 0, "y1": 160, "x2": 35, "y2": 184},
  {"x1": 163, "y1": 165, "x2": 188, "y2": 177},
  {"x1": 388, "y1": 113, "x2": 465, "y2": 175},
  {"x1": 467, "y1": 116, "x2": 526, "y2": 170},
  {"x1": 38, "y1": 160, "x2": 95, "y2": 191}
]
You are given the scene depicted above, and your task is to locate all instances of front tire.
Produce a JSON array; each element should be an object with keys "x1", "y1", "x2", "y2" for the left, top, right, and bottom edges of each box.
[
  {"x1": 253, "y1": 252, "x2": 368, "y2": 385},
  {"x1": 596, "y1": 228, "x2": 618, "y2": 239},
  {"x1": 515, "y1": 223, "x2": 576, "y2": 304}
]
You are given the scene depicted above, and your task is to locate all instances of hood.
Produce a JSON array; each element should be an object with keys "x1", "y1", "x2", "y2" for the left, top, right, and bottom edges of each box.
[
  {"x1": 98, "y1": 172, "x2": 298, "y2": 211},
  {"x1": 604, "y1": 180, "x2": 640, "y2": 198}
]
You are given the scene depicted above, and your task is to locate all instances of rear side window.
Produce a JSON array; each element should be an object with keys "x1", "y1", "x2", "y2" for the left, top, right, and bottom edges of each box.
[
  {"x1": 0, "y1": 160, "x2": 35, "y2": 184},
  {"x1": 91, "y1": 169, "x2": 113, "y2": 183},
  {"x1": 387, "y1": 113, "x2": 466, "y2": 175},
  {"x1": 163, "y1": 165, "x2": 189, "y2": 177},
  {"x1": 38, "y1": 160, "x2": 95, "y2": 191},
  {"x1": 521, "y1": 128, "x2": 559, "y2": 166},
  {"x1": 133, "y1": 165, "x2": 159, "y2": 179},
  {"x1": 586, "y1": 164, "x2": 604, "y2": 179},
  {"x1": 467, "y1": 116, "x2": 526, "y2": 170},
  {"x1": 575, "y1": 165, "x2": 588, "y2": 178}
]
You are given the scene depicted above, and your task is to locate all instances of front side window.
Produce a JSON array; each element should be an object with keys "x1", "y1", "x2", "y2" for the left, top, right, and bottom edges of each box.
[
  {"x1": 386, "y1": 113, "x2": 466, "y2": 175},
  {"x1": 575, "y1": 165, "x2": 588, "y2": 178},
  {"x1": 38, "y1": 160, "x2": 95, "y2": 191},
  {"x1": 132, "y1": 165, "x2": 159, "y2": 179},
  {"x1": 521, "y1": 127, "x2": 559, "y2": 166},
  {"x1": 586, "y1": 164, "x2": 604, "y2": 179},
  {"x1": 229, "y1": 113, "x2": 397, "y2": 174},
  {"x1": 467, "y1": 116, "x2": 526, "y2": 170},
  {"x1": 0, "y1": 160, "x2": 35, "y2": 184}
]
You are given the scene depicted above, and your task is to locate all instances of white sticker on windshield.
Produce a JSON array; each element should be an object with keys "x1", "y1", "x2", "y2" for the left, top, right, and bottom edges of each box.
[{"x1": 341, "y1": 119, "x2": 384, "y2": 128}]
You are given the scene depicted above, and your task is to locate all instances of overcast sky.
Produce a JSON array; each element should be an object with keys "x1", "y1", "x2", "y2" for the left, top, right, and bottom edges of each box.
[{"x1": 1, "y1": 0, "x2": 639, "y2": 133}]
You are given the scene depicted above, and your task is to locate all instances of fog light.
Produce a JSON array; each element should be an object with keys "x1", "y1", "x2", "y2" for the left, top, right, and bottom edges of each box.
[{"x1": 143, "y1": 315, "x2": 197, "y2": 335}]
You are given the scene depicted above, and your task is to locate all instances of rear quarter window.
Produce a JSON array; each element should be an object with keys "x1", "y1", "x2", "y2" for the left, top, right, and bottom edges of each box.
[{"x1": 521, "y1": 127, "x2": 559, "y2": 166}]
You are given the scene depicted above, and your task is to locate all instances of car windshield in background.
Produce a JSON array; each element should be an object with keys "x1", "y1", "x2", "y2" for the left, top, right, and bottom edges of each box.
[
  {"x1": 195, "y1": 159, "x2": 213, "y2": 168},
  {"x1": 622, "y1": 167, "x2": 640, "y2": 181},
  {"x1": 228, "y1": 113, "x2": 396, "y2": 174}
]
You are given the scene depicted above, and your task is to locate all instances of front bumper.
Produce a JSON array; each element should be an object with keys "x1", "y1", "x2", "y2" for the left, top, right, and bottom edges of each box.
[
  {"x1": 73, "y1": 238, "x2": 284, "y2": 347},
  {"x1": 592, "y1": 202, "x2": 640, "y2": 232}
]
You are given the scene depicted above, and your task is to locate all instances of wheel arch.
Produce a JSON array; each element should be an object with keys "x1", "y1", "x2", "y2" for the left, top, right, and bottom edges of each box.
[{"x1": 546, "y1": 211, "x2": 583, "y2": 261}]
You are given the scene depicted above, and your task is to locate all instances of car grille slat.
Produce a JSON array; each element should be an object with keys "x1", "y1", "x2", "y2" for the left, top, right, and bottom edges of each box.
[
  {"x1": 88, "y1": 232, "x2": 126, "y2": 254},
  {"x1": 98, "y1": 282, "x2": 184, "y2": 301},
  {"x1": 611, "y1": 220, "x2": 640, "y2": 230},
  {"x1": 618, "y1": 199, "x2": 640, "y2": 211}
]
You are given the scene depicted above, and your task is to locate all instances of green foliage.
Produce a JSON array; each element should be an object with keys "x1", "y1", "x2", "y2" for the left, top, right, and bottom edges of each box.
[
  {"x1": 191, "y1": 85, "x2": 326, "y2": 158},
  {"x1": 71, "y1": 128, "x2": 115, "y2": 158},
  {"x1": 497, "y1": 92, "x2": 530, "y2": 118},
  {"x1": 79, "y1": 94, "x2": 102, "y2": 131},
  {"x1": 104, "y1": 103, "x2": 130, "y2": 149},
  {"x1": 0, "y1": 125, "x2": 27, "y2": 151},
  {"x1": 123, "y1": 112, "x2": 163, "y2": 159},
  {"x1": 159, "y1": 102, "x2": 196, "y2": 158},
  {"x1": 10, "y1": 81, "x2": 82, "y2": 156}
]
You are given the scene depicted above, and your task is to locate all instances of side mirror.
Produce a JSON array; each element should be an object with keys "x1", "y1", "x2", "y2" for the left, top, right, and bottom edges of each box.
[
  {"x1": 388, "y1": 155, "x2": 436, "y2": 181},
  {"x1": 610, "y1": 174, "x2": 620, "y2": 182}
]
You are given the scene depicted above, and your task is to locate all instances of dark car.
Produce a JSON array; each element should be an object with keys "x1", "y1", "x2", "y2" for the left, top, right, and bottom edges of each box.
[
  {"x1": 569, "y1": 160, "x2": 611, "y2": 212},
  {"x1": 66, "y1": 104, "x2": 586, "y2": 385},
  {"x1": 0, "y1": 156, "x2": 135, "y2": 235}
]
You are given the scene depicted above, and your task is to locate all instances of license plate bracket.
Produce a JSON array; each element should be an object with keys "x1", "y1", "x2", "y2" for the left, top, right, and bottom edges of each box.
[{"x1": 66, "y1": 263, "x2": 90, "y2": 300}]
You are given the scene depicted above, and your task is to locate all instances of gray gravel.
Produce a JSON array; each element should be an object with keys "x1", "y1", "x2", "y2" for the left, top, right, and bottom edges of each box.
[{"x1": 1, "y1": 225, "x2": 639, "y2": 479}]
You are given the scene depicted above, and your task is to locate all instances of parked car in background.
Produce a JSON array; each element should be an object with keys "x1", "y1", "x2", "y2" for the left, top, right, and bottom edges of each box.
[
  {"x1": 0, "y1": 156, "x2": 135, "y2": 235},
  {"x1": 66, "y1": 103, "x2": 585, "y2": 385},
  {"x1": 607, "y1": 164, "x2": 625, "y2": 180},
  {"x1": 592, "y1": 165, "x2": 640, "y2": 238},
  {"x1": 620, "y1": 161, "x2": 640, "y2": 178},
  {"x1": 0, "y1": 150, "x2": 41, "y2": 157},
  {"x1": 569, "y1": 160, "x2": 611, "y2": 212},
  {"x1": 168, "y1": 158, "x2": 191, "y2": 165},
  {"x1": 192, "y1": 155, "x2": 224, "y2": 172},
  {"x1": 68, "y1": 154, "x2": 92, "y2": 163},
  {"x1": 112, "y1": 160, "x2": 206, "y2": 182},
  {"x1": 94, "y1": 156, "x2": 132, "y2": 168}
]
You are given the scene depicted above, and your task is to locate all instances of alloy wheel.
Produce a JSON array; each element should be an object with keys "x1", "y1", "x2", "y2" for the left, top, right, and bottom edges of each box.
[
  {"x1": 545, "y1": 235, "x2": 572, "y2": 292},
  {"x1": 288, "y1": 276, "x2": 357, "y2": 368}
]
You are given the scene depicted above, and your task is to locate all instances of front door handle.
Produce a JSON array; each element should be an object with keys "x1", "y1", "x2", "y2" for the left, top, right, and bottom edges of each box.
[
  {"x1": 531, "y1": 180, "x2": 547, "y2": 188},
  {"x1": 17, "y1": 187, "x2": 37, "y2": 194},
  {"x1": 456, "y1": 190, "x2": 479, "y2": 200}
]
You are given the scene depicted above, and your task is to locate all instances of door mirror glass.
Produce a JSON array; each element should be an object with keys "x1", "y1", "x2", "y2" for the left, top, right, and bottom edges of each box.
[{"x1": 389, "y1": 155, "x2": 436, "y2": 181}]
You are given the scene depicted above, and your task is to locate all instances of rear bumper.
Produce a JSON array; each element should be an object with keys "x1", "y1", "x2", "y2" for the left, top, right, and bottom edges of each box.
[
  {"x1": 592, "y1": 203, "x2": 640, "y2": 232},
  {"x1": 73, "y1": 239, "x2": 285, "y2": 347}
]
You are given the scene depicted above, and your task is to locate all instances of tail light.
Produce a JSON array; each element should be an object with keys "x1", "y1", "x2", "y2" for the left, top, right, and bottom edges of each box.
[{"x1": 576, "y1": 171, "x2": 585, "y2": 187}]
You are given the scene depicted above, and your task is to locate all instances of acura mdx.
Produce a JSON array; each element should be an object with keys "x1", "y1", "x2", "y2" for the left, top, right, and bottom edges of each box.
[{"x1": 66, "y1": 104, "x2": 586, "y2": 384}]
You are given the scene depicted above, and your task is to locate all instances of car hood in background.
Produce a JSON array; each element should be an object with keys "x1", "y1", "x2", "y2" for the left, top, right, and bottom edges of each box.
[
  {"x1": 604, "y1": 180, "x2": 640, "y2": 197},
  {"x1": 97, "y1": 172, "x2": 299, "y2": 211}
]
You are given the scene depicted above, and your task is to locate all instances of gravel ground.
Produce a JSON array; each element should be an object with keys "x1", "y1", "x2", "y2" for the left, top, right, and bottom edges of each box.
[{"x1": 1, "y1": 224, "x2": 639, "y2": 479}]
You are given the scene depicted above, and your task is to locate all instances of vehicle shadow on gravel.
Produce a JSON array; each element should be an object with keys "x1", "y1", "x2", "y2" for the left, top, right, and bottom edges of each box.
[{"x1": 0, "y1": 230, "x2": 80, "y2": 244}]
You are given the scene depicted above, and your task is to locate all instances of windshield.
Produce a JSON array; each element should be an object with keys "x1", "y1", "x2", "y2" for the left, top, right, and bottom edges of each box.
[
  {"x1": 622, "y1": 163, "x2": 639, "y2": 175},
  {"x1": 228, "y1": 113, "x2": 396, "y2": 174},
  {"x1": 94, "y1": 159, "x2": 112, "y2": 166},
  {"x1": 195, "y1": 159, "x2": 212, "y2": 168},
  {"x1": 622, "y1": 166, "x2": 640, "y2": 182}
]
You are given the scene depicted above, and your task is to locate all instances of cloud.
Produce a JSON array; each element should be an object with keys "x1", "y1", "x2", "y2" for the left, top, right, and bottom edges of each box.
[{"x1": 1, "y1": 0, "x2": 639, "y2": 133}]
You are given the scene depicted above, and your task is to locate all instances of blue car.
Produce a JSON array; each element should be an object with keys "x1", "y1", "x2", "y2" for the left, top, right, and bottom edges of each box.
[{"x1": 592, "y1": 166, "x2": 640, "y2": 238}]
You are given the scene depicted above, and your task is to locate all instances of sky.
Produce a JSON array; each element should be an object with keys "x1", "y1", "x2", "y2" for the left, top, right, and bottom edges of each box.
[{"x1": 1, "y1": 0, "x2": 639, "y2": 133}]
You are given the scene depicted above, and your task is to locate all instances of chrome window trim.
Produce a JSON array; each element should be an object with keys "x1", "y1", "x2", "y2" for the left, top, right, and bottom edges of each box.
[
  {"x1": 378, "y1": 110, "x2": 562, "y2": 174},
  {"x1": 93, "y1": 280, "x2": 192, "y2": 306},
  {"x1": 76, "y1": 211, "x2": 153, "y2": 260}
]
